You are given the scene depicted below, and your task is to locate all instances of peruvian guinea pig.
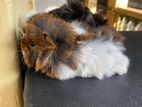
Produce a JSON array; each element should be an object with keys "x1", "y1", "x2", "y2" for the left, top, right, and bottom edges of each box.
[{"x1": 19, "y1": 12, "x2": 129, "y2": 80}]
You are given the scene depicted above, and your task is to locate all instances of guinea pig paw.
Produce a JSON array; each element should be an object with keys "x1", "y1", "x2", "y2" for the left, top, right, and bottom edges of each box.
[{"x1": 46, "y1": 71, "x2": 57, "y2": 79}]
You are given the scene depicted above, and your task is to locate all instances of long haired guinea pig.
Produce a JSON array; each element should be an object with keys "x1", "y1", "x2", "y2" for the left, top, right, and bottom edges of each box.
[
  {"x1": 20, "y1": 14, "x2": 82, "y2": 78},
  {"x1": 20, "y1": 14, "x2": 129, "y2": 80}
]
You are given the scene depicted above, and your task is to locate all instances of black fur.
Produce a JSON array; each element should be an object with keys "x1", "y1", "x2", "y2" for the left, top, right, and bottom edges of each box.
[{"x1": 49, "y1": 0, "x2": 107, "y2": 28}]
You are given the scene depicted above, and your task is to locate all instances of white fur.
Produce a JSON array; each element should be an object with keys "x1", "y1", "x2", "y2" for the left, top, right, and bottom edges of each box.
[
  {"x1": 77, "y1": 39, "x2": 129, "y2": 79},
  {"x1": 56, "y1": 22, "x2": 129, "y2": 80},
  {"x1": 70, "y1": 21, "x2": 86, "y2": 35},
  {"x1": 57, "y1": 63, "x2": 76, "y2": 80}
]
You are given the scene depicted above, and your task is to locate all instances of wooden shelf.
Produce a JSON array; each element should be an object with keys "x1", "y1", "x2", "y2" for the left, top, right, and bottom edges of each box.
[{"x1": 115, "y1": 7, "x2": 142, "y2": 20}]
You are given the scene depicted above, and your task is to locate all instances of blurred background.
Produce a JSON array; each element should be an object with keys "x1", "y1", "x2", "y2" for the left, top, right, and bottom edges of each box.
[{"x1": 28, "y1": 0, "x2": 142, "y2": 31}]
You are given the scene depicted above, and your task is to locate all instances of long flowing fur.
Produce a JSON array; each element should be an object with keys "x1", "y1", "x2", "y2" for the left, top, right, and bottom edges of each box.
[
  {"x1": 56, "y1": 21, "x2": 129, "y2": 80},
  {"x1": 20, "y1": 0, "x2": 129, "y2": 80}
]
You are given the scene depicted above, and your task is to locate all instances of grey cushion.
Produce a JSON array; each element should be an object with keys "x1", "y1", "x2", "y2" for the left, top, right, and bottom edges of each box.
[{"x1": 24, "y1": 32, "x2": 142, "y2": 107}]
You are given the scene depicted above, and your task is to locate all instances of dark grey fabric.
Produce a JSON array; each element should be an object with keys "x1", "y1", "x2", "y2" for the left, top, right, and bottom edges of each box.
[{"x1": 24, "y1": 32, "x2": 142, "y2": 107}]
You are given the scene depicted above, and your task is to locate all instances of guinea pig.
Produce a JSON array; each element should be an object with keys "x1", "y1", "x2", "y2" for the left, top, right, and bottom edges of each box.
[
  {"x1": 20, "y1": 14, "x2": 81, "y2": 78},
  {"x1": 20, "y1": 13, "x2": 129, "y2": 80}
]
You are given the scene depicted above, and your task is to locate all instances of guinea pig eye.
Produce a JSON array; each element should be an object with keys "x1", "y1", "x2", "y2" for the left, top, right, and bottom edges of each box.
[{"x1": 30, "y1": 41, "x2": 36, "y2": 47}]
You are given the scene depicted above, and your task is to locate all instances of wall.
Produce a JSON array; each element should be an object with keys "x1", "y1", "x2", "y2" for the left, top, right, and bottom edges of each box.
[
  {"x1": 0, "y1": 0, "x2": 34, "y2": 106},
  {"x1": 36, "y1": 0, "x2": 66, "y2": 12}
]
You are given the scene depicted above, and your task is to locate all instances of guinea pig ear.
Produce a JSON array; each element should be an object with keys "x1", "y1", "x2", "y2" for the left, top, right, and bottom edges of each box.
[
  {"x1": 41, "y1": 32, "x2": 47, "y2": 39},
  {"x1": 41, "y1": 33, "x2": 56, "y2": 49}
]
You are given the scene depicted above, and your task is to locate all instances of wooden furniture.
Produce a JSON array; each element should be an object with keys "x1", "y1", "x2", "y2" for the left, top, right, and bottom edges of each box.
[{"x1": 107, "y1": 0, "x2": 142, "y2": 31}]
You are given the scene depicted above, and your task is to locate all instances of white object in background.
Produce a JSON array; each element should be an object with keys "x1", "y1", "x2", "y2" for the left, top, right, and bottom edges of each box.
[
  {"x1": 44, "y1": 6, "x2": 59, "y2": 13},
  {"x1": 119, "y1": 17, "x2": 127, "y2": 31},
  {"x1": 135, "y1": 22, "x2": 142, "y2": 31},
  {"x1": 88, "y1": 0, "x2": 97, "y2": 13},
  {"x1": 116, "y1": 0, "x2": 128, "y2": 8},
  {"x1": 113, "y1": 22, "x2": 117, "y2": 28},
  {"x1": 36, "y1": 0, "x2": 66, "y2": 12},
  {"x1": 126, "y1": 20, "x2": 135, "y2": 31},
  {"x1": 57, "y1": 0, "x2": 66, "y2": 6},
  {"x1": 116, "y1": 17, "x2": 121, "y2": 31},
  {"x1": 25, "y1": 10, "x2": 38, "y2": 20}
]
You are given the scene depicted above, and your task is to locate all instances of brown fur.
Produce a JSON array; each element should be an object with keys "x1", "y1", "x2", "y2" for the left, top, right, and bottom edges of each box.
[
  {"x1": 20, "y1": 14, "x2": 83, "y2": 78},
  {"x1": 97, "y1": 25, "x2": 125, "y2": 42}
]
